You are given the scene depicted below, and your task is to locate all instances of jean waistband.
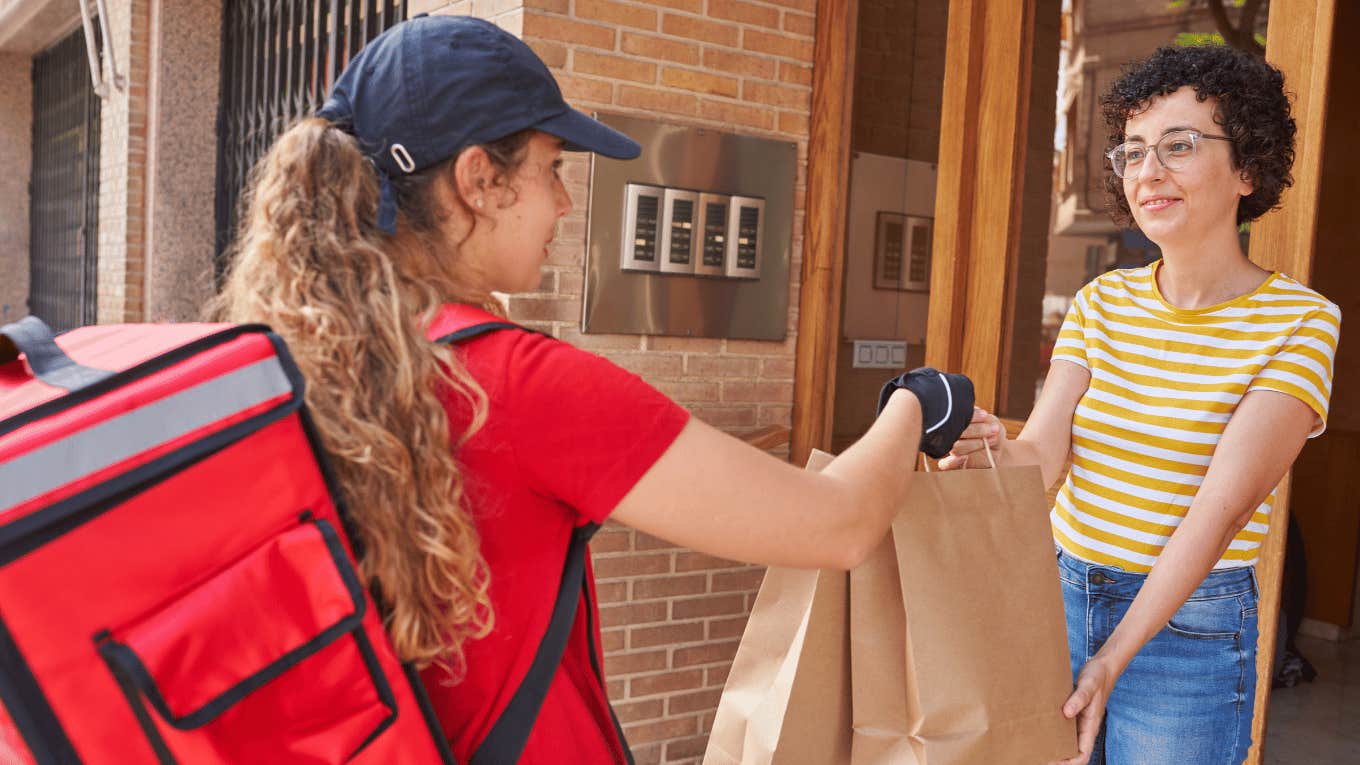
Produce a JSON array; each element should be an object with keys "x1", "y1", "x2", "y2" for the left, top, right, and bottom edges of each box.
[{"x1": 1055, "y1": 546, "x2": 1257, "y2": 600}]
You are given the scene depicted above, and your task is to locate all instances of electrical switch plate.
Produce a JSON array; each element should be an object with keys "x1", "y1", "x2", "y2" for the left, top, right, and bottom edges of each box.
[
  {"x1": 852, "y1": 340, "x2": 909, "y2": 370},
  {"x1": 659, "y1": 188, "x2": 699, "y2": 275},
  {"x1": 620, "y1": 183, "x2": 663, "y2": 272},
  {"x1": 694, "y1": 193, "x2": 730, "y2": 277},
  {"x1": 724, "y1": 196, "x2": 764, "y2": 279}
]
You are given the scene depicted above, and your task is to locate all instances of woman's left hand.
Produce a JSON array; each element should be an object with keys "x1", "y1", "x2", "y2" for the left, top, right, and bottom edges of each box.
[{"x1": 1050, "y1": 655, "x2": 1120, "y2": 765}]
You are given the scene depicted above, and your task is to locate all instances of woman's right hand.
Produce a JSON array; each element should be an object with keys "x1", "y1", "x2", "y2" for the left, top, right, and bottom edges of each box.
[{"x1": 936, "y1": 406, "x2": 1005, "y2": 470}]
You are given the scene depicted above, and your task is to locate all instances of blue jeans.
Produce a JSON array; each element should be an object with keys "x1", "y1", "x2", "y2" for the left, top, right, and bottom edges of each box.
[{"x1": 1056, "y1": 547, "x2": 1259, "y2": 765}]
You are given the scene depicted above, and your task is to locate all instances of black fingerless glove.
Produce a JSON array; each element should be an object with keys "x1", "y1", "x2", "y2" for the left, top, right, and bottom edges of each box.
[{"x1": 876, "y1": 367, "x2": 976, "y2": 458}]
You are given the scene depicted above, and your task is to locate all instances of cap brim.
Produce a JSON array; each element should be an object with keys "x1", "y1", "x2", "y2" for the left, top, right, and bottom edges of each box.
[{"x1": 536, "y1": 109, "x2": 641, "y2": 160}]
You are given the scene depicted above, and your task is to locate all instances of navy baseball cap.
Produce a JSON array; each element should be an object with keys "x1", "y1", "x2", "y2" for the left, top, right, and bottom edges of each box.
[{"x1": 318, "y1": 15, "x2": 640, "y2": 233}]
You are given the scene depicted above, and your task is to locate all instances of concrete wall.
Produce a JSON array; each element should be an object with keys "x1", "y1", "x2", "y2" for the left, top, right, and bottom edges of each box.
[
  {"x1": 0, "y1": 52, "x2": 32, "y2": 324},
  {"x1": 143, "y1": 0, "x2": 219, "y2": 321}
]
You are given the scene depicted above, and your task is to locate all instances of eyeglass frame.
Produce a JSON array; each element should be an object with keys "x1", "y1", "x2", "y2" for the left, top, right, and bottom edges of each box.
[{"x1": 1105, "y1": 129, "x2": 1234, "y2": 179}]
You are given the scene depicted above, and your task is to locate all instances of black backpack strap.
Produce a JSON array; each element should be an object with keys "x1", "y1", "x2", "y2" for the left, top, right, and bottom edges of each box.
[
  {"x1": 440, "y1": 321, "x2": 629, "y2": 764},
  {"x1": 470, "y1": 523, "x2": 600, "y2": 765},
  {"x1": 1, "y1": 316, "x2": 113, "y2": 392}
]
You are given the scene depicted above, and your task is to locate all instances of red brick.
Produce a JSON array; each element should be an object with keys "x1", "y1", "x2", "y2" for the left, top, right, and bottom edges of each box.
[
  {"x1": 671, "y1": 593, "x2": 747, "y2": 619},
  {"x1": 777, "y1": 109, "x2": 809, "y2": 137},
  {"x1": 613, "y1": 698, "x2": 666, "y2": 724},
  {"x1": 661, "y1": 67, "x2": 740, "y2": 98},
  {"x1": 624, "y1": 715, "x2": 701, "y2": 745},
  {"x1": 633, "y1": 532, "x2": 680, "y2": 551},
  {"x1": 596, "y1": 580, "x2": 629, "y2": 603},
  {"x1": 674, "y1": 639, "x2": 741, "y2": 667},
  {"x1": 783, "y1": 10, "x2": 815, "y2": 36},
  {"x1": 666, "y1": 734, "x2": 712, "y2": 760},
  {"x1": 651, "y1": 380, "x2": 721, "y2": 401},
  {"x1": 675, "y1": 552, "x2": 746, "y2": 573},
  {"x1": 689, "y1": 405, "x2": 758, "y2": 429},
  {"x1": 721, "y1": 380, "x2": 793, "y2": 403},
  {"x1": 713, "y1": 568, "x2": 766, "y2": 592},
  {"x1": 646, "y1": 0, "x2": 703, "y2": 10},
  {"x1": 592, "y1": 527, "x2": 633, "y2": 553},
  {"x1": 705, "y1": 662, "x2": 734, "y2": 686},
  {"x1": 622, "y1": 31, "x2": 700, "y2": 65},
  {"x1": 633, "y1": 573, "x2": 707, "y2": 599},
  {"x1": 667, "y1": 688, "x2": 725, "y2": 717},
  {"x1": 604, "y1": 648, "x2": 670, "y2": 675},
  {"x1": 603, "y1": 628, "x2": 627, "y2": 652},
  {"x1": 760, "y1": 357, "x2": 796, "y2": 379},
  {"x1": 631, "y1": 743, "x2": 663, "y2": 765},
  {"x1": 526, "y1": 39, "x2": 568, "y2": 68},
  {"x1": 742, "y1": 29, "x2": 813, "y2": 60},
  {"x1": 556, "y1": 73, "x2": 613, "y2": 104},
  {"x1": 661, "y1": 13, "x2": 740, "y2": 47},
  {"x1": 594, "y1": 552, "x2": 674, "y2": 579},
  {"x1": 698, "y1": 98, "x2": 775, "y2": 131},
  {"x1": 601, "y1": 601, "x2": 670, "y2": 629},
  {"x1": 629, "y1": 669, "x2": 706, "y2": 698},
  {"x1": 757, "y1": 405, "x2": 793, "y2": 426},
  {"x1": 606, "y1": 352, "x2": 686, "y2": 376},
  {"x1": 743, "y1": 81, "x2": 809, "y2": 110},
  {"x1": 522, "y1": 12, "x2": 616, "y2": 50},
  {"x1": 630, "y1": 621, "x2": 705, "y2": 648},
  {"x1": 702, "y1": 48, "x2": 778, "y2": 80},
  {"x1": 508, "y1": 296, "x2": 580, "y2": 322},
  {"x1": 607, "y1": 676, "x2": 627, "y2": 698},
  {"x1": 576, "y1": 0, "x2": 658, "y2": 30},
  {"x1": 619, "y1": 85, "x2": 699, "y2": 116},
  {"x1": 762, "y1": 0, "x2": 814, "y2": 11},
  {"x1": 726, "y1": 337, "x2": 796, "y2": 355},
  {"x1": 560, "y1": 327, "x2": 642, "y2": 351},
  {"x1": 574, "y1": 50, "x2": 657, "y2": 83},
  {"x1": 646, "y1": 336, "x2": 724, "y2": 352},
  {"x1": 708, "y1": 0, "x2": 779, "y2": 28}
]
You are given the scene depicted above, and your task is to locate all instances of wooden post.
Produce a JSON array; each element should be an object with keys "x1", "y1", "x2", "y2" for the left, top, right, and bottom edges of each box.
[
  {"x1": 790, "y1": 0, "x2": 858, "y2": 467},
  {"x1": 1246, "y1": 1, "x2": 1338, "y2": 762},
  {"x1": 923, "y1": 0, "x2": 1039, "y2": 412}
]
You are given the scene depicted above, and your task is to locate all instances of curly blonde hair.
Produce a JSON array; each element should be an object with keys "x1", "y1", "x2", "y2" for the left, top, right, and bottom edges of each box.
[{"x1": 211, "y1": 117, "x2": 527, "y2": 674}]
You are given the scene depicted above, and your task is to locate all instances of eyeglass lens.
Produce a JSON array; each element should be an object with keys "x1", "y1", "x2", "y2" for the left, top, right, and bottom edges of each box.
[{"x1": 1110, "y1": 131, "x2": 1198, "y2": 178}]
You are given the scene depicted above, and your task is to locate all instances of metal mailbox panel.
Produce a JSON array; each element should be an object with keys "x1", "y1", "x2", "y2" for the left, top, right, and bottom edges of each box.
[{"x1": 584, "y1": 113, "x2": 796, "y2": 340}]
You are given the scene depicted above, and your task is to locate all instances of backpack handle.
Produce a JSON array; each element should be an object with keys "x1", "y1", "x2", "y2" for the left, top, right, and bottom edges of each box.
[{"x1": 0, "y1": 316, "x2": 113, "y2": 392}]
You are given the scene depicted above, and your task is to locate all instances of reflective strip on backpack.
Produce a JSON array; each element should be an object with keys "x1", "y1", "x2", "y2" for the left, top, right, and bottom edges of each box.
[{"x1": 1, "y1": 357, "x2": 293, "y2": 511}]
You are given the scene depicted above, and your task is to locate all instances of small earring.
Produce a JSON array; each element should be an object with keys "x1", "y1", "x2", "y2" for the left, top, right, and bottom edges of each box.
[{"x1": 476, "y1": 198, "x2": 484, "y2": 209}]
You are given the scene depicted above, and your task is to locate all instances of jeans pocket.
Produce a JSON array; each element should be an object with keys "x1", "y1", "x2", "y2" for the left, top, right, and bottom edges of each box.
[{"x1": 1166, "y1": 595, "x2": 1243, "y2": 640}]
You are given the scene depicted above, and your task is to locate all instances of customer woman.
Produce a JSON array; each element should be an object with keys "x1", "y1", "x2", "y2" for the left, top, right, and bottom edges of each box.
[
  {"x1": 212, "y1": 15, "x2": 974, "y2": 765},
  {"x1": 943, "y1": 45, "x2": 1340, "y2": 765}
]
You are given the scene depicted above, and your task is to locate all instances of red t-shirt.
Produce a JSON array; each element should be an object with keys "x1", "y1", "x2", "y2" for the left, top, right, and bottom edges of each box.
[{"x1": 420, "y1": 306, "x2": 689, "y2": 764}]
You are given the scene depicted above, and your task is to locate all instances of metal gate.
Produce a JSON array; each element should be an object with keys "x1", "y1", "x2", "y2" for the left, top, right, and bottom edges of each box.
[
  {"x1": 28, "y1": 28, "x2": 101, "y2": 332},
  {"x1": 215, "y1": 0, "x2": 406, "y2": 271}
]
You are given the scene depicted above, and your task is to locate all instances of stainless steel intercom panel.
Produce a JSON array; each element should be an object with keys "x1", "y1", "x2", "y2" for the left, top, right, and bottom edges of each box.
[
  {"x1": 620, "y1": 183, "x2": 662, "y2": 272},
  {"x1": 659, "y1": 188, "x2": 698, "y2": 275},
  {"x1": 725, "y1": 196, "x2": 764, "y2": 279},
  {"x1": 585, "y1": 114, "x2": 796, "y2": 340},
  {"x1": 693, "y1": 193, "x2": 730, "y2": 277}
]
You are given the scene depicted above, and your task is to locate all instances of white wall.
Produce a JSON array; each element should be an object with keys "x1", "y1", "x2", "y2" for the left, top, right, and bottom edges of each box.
[{"x1": 842, "y1": 152, "x2": 936, "y2": 343}]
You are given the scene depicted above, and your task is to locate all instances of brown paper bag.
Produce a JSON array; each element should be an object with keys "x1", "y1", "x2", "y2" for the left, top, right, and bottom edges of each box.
[
  {"x1": 704, "y1": 450, "x2": 854, "y2": 765},
  {"x1": 851, "y1": 461, "x2": 1077, "y2": 765}
]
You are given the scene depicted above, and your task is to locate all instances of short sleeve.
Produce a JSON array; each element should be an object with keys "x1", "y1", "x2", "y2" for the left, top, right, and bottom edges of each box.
[
  {"x1": 1247, "y1": 304, "x2": 1342, "y2": 437},
  {"x1": 1050, "y1": 287, "x2": 1091, "y2": 369},
  {"x1": 503, "y1": 333, "x2": 690, "y2": 524}
]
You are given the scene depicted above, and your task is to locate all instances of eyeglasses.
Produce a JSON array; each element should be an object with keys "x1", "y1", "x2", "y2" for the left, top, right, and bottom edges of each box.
[{"x1": 1105, "y1": 129, "x2": 1233, "y2": 179}]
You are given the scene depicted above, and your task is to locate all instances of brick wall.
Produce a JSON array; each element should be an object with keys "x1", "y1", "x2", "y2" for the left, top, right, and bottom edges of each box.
[
  {"x1": 852, "y1": 0, "x2": 946, "y2": 161},
  {"x1": 0, "y1": 52, "x2": 32, "y2": 324},
  {"x1": 97, "y1": 0, "x2": 151, "y2": 323},
  {"x1": 412, "y1": 1, "x2": 814, "y2": 762}
]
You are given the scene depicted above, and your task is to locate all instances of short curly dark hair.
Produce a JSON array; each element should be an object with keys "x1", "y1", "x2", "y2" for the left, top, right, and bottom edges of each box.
[{"x1": 1100, "y1": 44, "x2": 1295, "y2": 227}]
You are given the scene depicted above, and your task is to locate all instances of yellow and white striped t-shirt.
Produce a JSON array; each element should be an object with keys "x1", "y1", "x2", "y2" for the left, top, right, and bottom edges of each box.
[{"x1": 1050, "y1": 261, "x2": 1341, "y2": 572}]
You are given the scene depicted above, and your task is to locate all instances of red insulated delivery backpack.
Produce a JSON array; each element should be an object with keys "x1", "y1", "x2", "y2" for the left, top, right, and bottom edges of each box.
[{"x1": 0, "y1": 313, "x2": 606, "y2": 764}]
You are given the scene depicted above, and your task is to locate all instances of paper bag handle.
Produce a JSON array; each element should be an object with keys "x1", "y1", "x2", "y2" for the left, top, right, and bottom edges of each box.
[{"x1": 920, "y1": 436, "x2": 996, "y2": 472}]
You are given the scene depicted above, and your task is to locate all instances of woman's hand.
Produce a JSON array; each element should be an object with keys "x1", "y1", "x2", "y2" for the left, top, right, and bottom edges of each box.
[
  {"x1": 936, "y1": 407, "x2": 1005, "y2": 470},
  {"x1": 1050, "y1": 655, "x2": 1119, "y2": 765}
]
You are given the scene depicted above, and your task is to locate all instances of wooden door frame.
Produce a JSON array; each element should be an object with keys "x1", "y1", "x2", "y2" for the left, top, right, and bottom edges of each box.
[{"x1": 791, "y1": 0, "x2": 1341, "y2": 762}]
